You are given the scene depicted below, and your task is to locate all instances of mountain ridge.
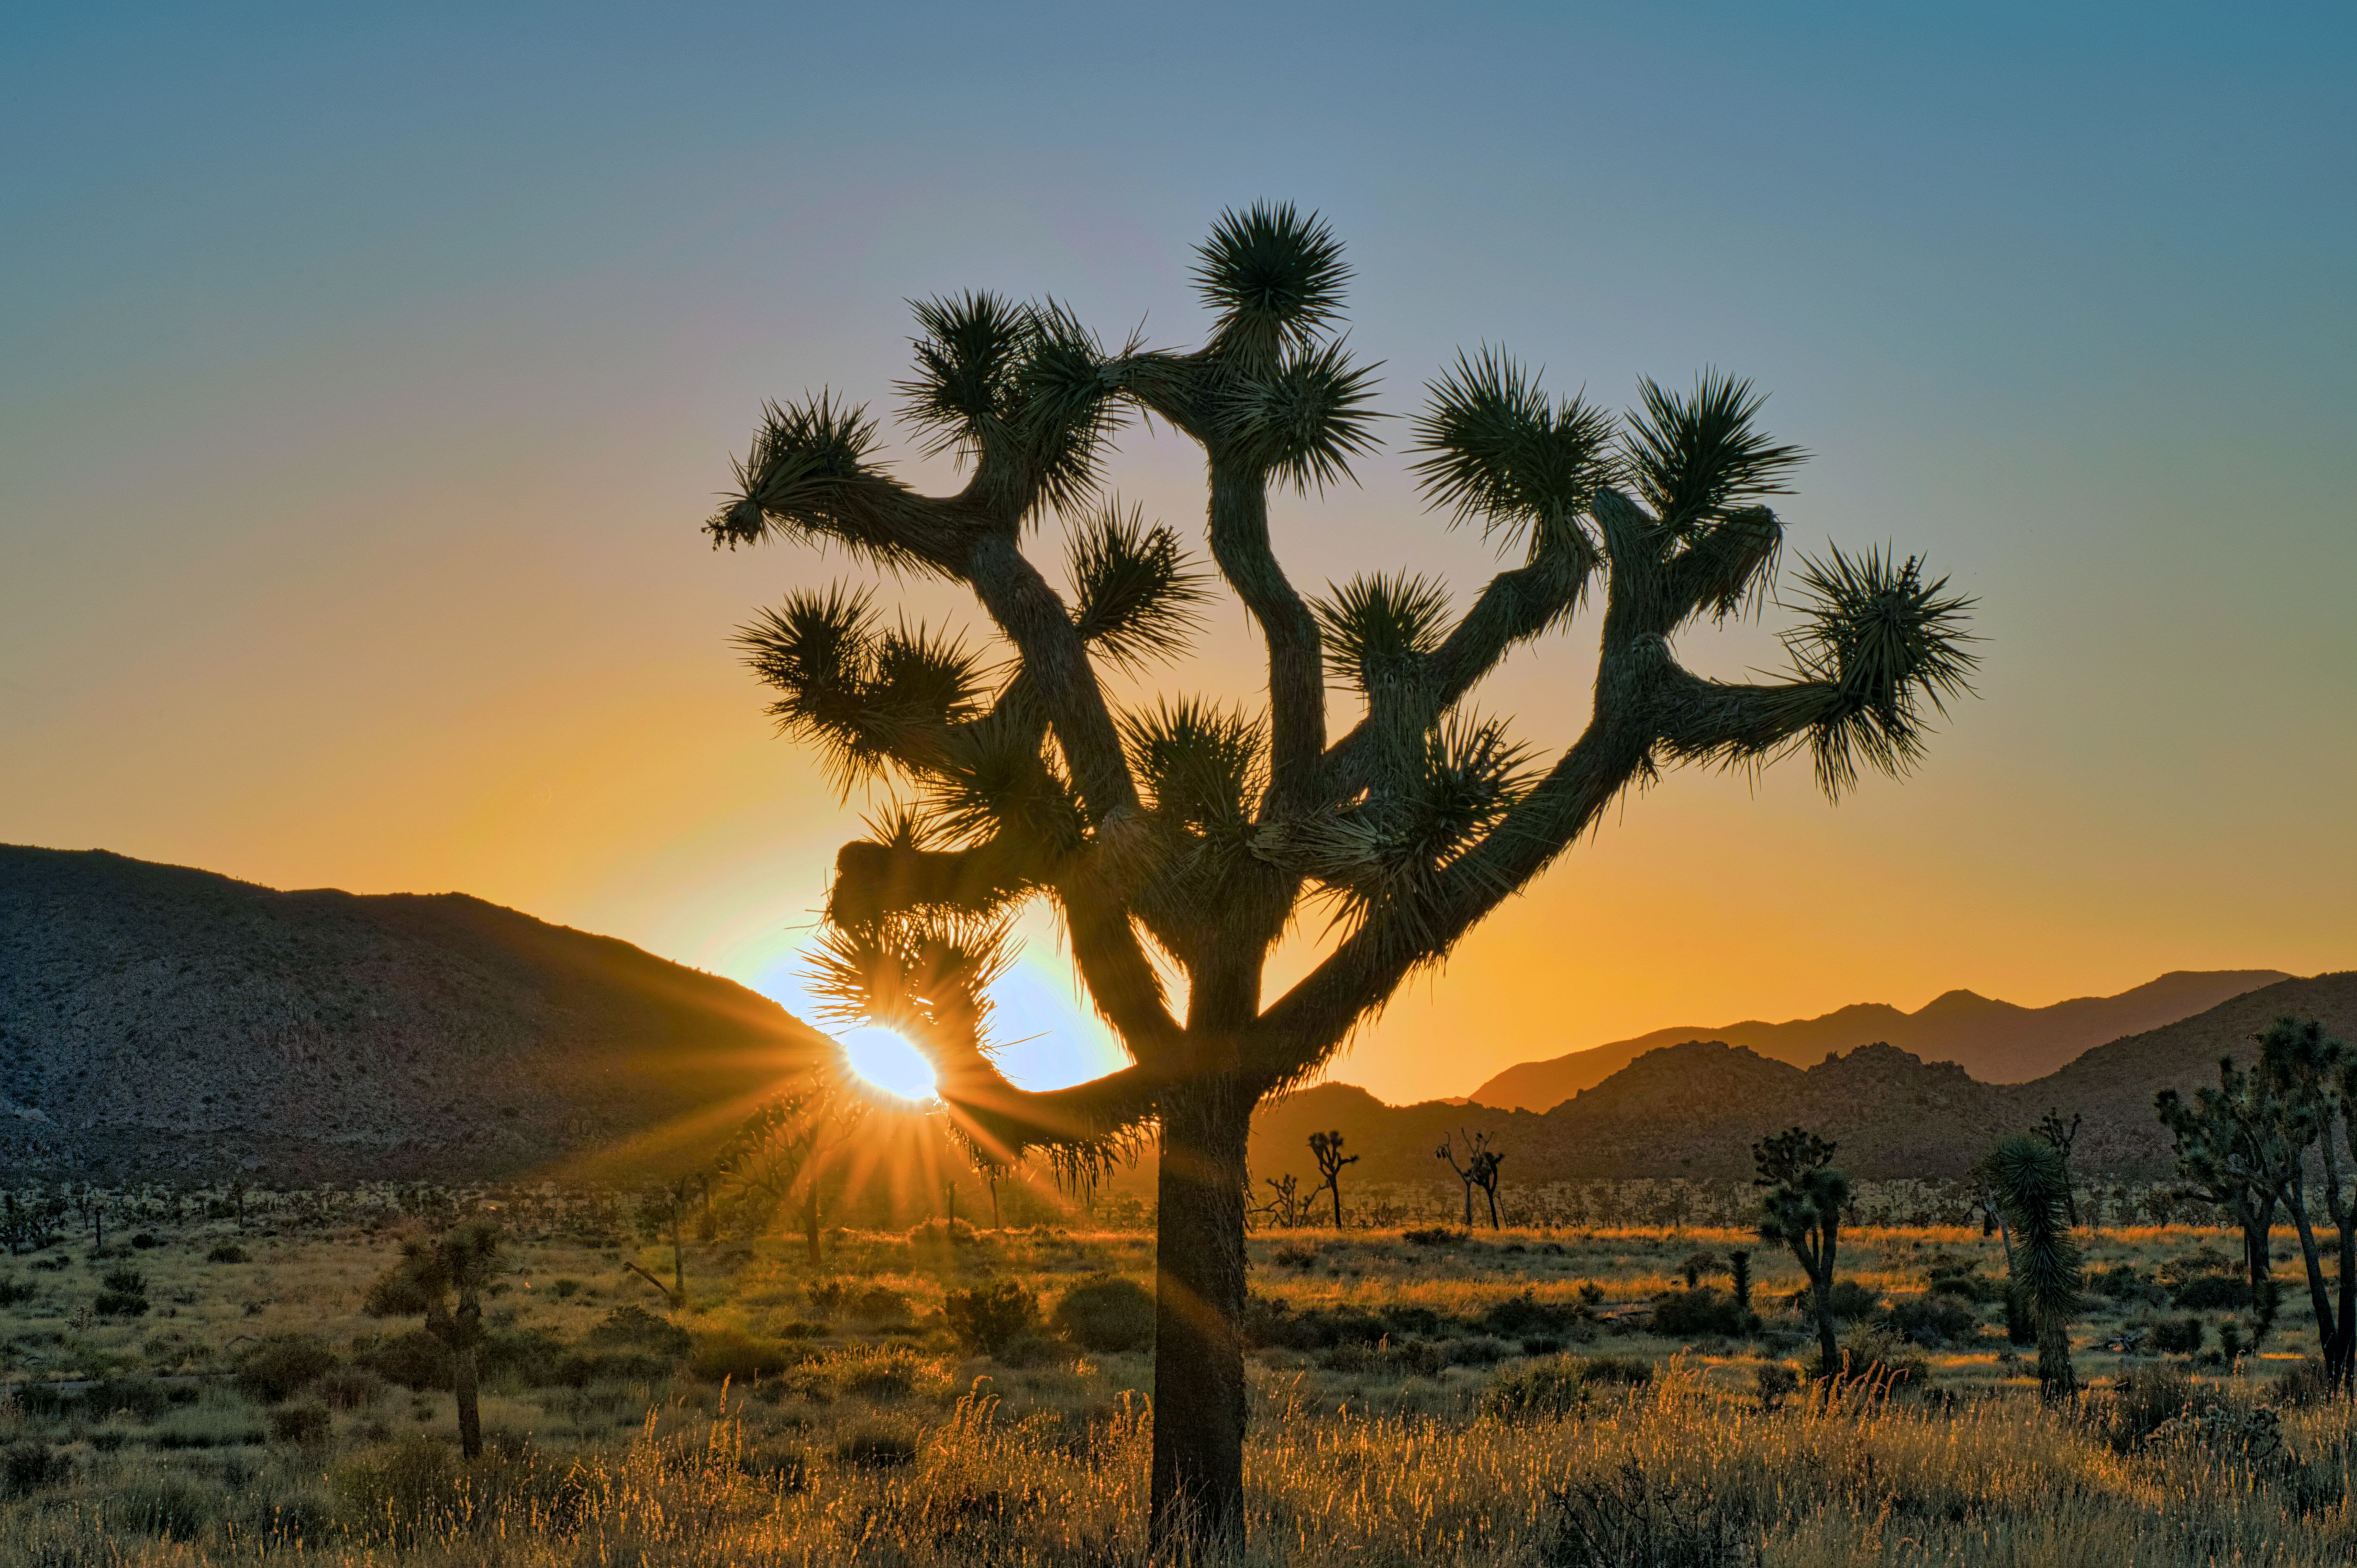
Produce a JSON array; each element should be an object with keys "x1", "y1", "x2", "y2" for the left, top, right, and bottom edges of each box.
[{"x1": 1467, "y1": 968, "x2": 2291, "y2": 1110}]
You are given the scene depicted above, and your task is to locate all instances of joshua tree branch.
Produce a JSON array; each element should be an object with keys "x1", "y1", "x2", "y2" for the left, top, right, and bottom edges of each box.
[{"x1": 1206, "y1": 464, "x2": 1326, "y2": 817}]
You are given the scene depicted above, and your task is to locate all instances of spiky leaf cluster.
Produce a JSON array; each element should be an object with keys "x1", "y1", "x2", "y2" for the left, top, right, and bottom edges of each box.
[
  {"x1": 735, "y1": 588, "x2": 984, "y2": 794},
  {"x1": 1194, "y1": 203, "x2": 1351, "y2": 362},
  {"x1": 808, "y1": 910, "x2": 1014, "y2": 1058},
  {"x1": 1623, "y1": 371, "x2": 1806, "y2": 529},
  {"x1": 1067, "y1": 502, "x2": 1210, "y2": 669},
  {"x1": 1315, "y1": 573, "x2": 1450, "y2": 692},
  {"x1": 1410, "y1": 348, "x2": 1616, "y2": 555},
  {"x1": 1785, "y1": 547, "x2": 1980, "y2": 794}
]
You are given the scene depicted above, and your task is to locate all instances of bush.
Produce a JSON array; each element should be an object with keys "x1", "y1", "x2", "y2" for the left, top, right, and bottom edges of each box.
[
  {"x1": 1402, "y1": 1227, "x2": 1464, "y2": 1247},
  {"x1": 2088, "y1": 1266, "x2": 2170, "y2": 1306},
  {"x1": 113, "y1": 1477, "x2": 215, "y2": 1539},
  {"x1": 2172, "y1": 1275, "x2": 2249, "y2": 1311},
  {"x1": 740, "y1": 1441, "x2": 811, "y2": 1489},
  {"x1": 207, "y1": 1243, "x2": 250, "y2": 1264},
  {"x1": 1, "y1": 1440, "x2": 66, "y2": 1497},
  {"x1": 318, "y1": 1367, "x2": 385, "y2": 1410},
  {"x1": 1837, "y1": 1324, "x2": 1926, "y2": 1393},
  {"x1": 587, "y1": 1304, "x2": 691, "y2": 1358},
  {"x1": 2272, "y1": 1356, "x2": 2334, "y2": 1408},
  {"x1": 1051, "y1": 1276, "x2": 1155, "y2": 1353},
  {"x1": 481, "y1": 1327, "x2": 572, "y2": 1388},
  {"x1": 2148, "y1": 1316, "x2": 2205, "y2": 1356},
  {"x1": 1651, "y1": 1287, "x2": 1748, "y2": 1338},
  {"x1": 1476, "y1": 1292, "x2": 1591, "y2": 1340},
  {"x1": 0, "y1": 1277, "x2": 35, "y2": 1306},
  {"x1": 357, "y1": 1329, "x2": 450, "y2": 1391},
  {"x1": 2109, "y1": 1363, "x2": 2203, "y2": 1451},
  {"x1": 1481, "y1": 1354, "x2": 1652, "y2": 1419},
  {"x1": 1884, "y1": 1294, "x2": 1981, "y2": 1348},
  {"x1": 834, "y1": 1426, "x2": 919, "y2": 1469},
  {"x1": 269, "y1": 1403, "x2": 333, "y2": 1444},
  {"x1": 95, "y1": 1266, "x2": 148, "y2": 1317},
  {"x1": 236, "y1": 1335, "x2": 341, "y2": 1403},
  {"x1": 944, "y1": 1279, "x2": 1039, "y2": 1356},
  {"x1": 690, "y1": 1326, "x2": 810, "y2": 1382},
  {"x1": 130, "y1": 1232, "x2": 161, "y2": 1249}
]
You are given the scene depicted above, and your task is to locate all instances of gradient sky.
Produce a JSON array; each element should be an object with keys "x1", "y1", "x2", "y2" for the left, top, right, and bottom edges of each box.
[{"x1": 4, "y1": 2, "x2": 2351, "y2": 1105}]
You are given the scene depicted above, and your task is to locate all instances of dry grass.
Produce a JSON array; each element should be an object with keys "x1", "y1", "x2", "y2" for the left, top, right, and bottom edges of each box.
[{"x1": 0, "y1": 1195, "x2": 2345, "y2": 1565}]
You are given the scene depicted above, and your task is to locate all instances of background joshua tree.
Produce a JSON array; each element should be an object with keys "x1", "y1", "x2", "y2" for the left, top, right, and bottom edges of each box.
[
  {"x1": 1980, "y1": 1134, "x2": 2082, "y2": 1399},
  {"x1": 2158, "y1": 1053, "x2": 2289, "y2": 1350},
  {"x1": 1469, "y1": 1144, "x2": 1506, "y2": 1229},
  {"x1": 1435, "y1": 1129, "x2": 1499, "y2": 1228},
  {"x1": 705, "y1": 204, "x2": 1976, "y2": 1549},
  {"x1": 1754, "y1": 1128, "x2": 1848, "y2": 1378},
  {"x1": 2036, "y1": 1109, "x2": 2082, "y2": 1226},
  {"x1": 1253, "y1": 1173, "x2": 1311, "y2": 1228},
  {"x1": 2242, "y1": 1016, "x2": 2357, "y2": 1386},
  {"x1": 1729, "y1": 1249, "x2": 1754, "y2": 1316},
  {"x1": 1308, "y1": 1130, "x2": 1358, "y2": 1226},
  {"x1": 712, "y1": 1074, "x2": 869, "y2": 1265},
  {"x1": 363, "y1": 1222, "x2": 502, "y2": 1459},
  {"x1": 628, "y1": 1172, "x2": 700, "y2": 1308}
]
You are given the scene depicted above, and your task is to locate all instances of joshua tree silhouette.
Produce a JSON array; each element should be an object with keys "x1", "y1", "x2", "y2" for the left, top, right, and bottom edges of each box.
[{"x1": 704, "y1": 204, "x2": 1977, "y2": 1551}]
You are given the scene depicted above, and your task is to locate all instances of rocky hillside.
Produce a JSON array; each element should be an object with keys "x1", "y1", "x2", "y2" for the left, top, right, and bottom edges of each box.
[
  {"x1": 1254, "y1": 972, "x2": 2357, "y2": 1183},
  {"x1": 0, "y1": 847, "x2": 834, "y2": 1182},
  {"x1": 1469, "y1": 969, "x2": 2288, "y2": 1111}
]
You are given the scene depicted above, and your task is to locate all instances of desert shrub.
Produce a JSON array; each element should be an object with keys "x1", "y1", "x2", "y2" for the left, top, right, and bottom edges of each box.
[
  {"x1": 358, "y1": 1329, "x2": 450, "y2": 1391},
  {"x1": 1318, "y1": 1338, "x2": 1449, "y2": 1377},
  {"x1": 207, "y1": 1243, "x2": 250, "y2": 1264},
  {"x1": 852, "y1": 1286, "x2": 914, "y2": 1327},
  {"x1": 1543, "y1": 1462, "x2": 1749, "y2": 1568},
  {"x1": 94, "y1": 1266, "x2": 148, "y2": 1317},
  {"x1": 2088, "y1": 1265, "x2": 2170, "y2": 1306},
  {"x1": 1402, "y1": 1227, "x2": 1464, "y2": 1247},
  {"x1": 1481, "y1": 1353, "x2": 1653, "y2": 1419},
  {"x1": 690, "y1": 1326, "x2": 810, "y2": 1382},
  {"x1": 85, "y1": 1376, "x2": 177, "y2": 1421},
  {"x1": 317, "y1": 1367, "x2": 385, "y2": 1410},
  {"x1": 2173, "y1": 1275, "x2": 2249, "y2": 1311},
  {"x1": 2108, "y1": 1363, "x2": 2205, "y2": 1451},
  {"x1": 550, "y1": 1278, "x2": 582, "y2": 1299},
  {"x1": 112, "y1": 1477, "x2": 215, "y2": 1539},
  {"x1": 1272, "y1": 1244, "x2": 1317, "y2": 1268},
  {"x1": 330, "y1": 1435, "x2": 464, "y2": 1540},
  {"x1": 830, "y1": 1345, "x2": 926, "y2": 1399},
  {"x1": 1926, "y1": 1266, "x2": 2003, "y2": 1304},
  {"x1": 1051, "y1": 1276, "x2": 1155, "y2": 1353},
  {"x1": 269, "y1": 1403, "x2": 333, "y2": 1444},
  {"x1": 1651, "y1": 1286, "x2": 1748, "y2": 1338},
  {"x1": 0, "y1": 1277, "x2": 35, "y2": 1306},
  {"x1": 1755, "y1": 1362, "x2": 1801, "y2": 1411},
  {"x1": 1884, "y1": 1293, "x2": 1981, "y2": 1348},
  {"x1": 481, "y1": 1327, "x2": 571, "y2": 1388},
  {"x1": 835, "y1": 1426, "x2": 919, "y2": 1469},
  {"x1": 1476, "y1": 1292, "x2": 1591, "y2": 1340},
  {"x1": 2148, "y1": 1316, "x2": 2205, "y2": 1356},
  {"x1": 1, "y1": 1441, "x2": 66, "y2": 1498},
  {"x1": 1675, "y1": 1250, "x2": 1722, "y2": 1289},
  {"x1": 129, "y1": 1232, "x2": 160, "y2": 1249},
  {"x1": 944, "y1": 1279, "x2": 1040, "y2": 1356},
  {"x1": 588, "y1": 1304, "x2": 691, "y2": 1358},
  {"x1": 1837, "y1": 1324, "x2": 1926, "y2": 1392},
  {"x1": 235, "y1": 1334, "x2": 340, "y2": 1403},
  {"x1": 2272, "y1": 1356, "x2": 2334, "y2": 1408}
]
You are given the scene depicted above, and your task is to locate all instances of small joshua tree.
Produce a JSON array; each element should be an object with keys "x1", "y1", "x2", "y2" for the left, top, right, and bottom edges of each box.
[
  {"x1": 1469, "y1": 1146, "x2": 1506, "y2": 1229},
  {"x1": 628, "y1": 1173, "x2": 701, "y2": 1308},
  {"x1": 1980, "y1": 1134, "x2": 2083, "y2": 1400},
  {"x1": 1308, "y1": 1130, "x2": 1358, "y2": 1227},
  {"x1": 1754, "y1": 1128, "x2": 1847, "y2": 1378},
  {"x1": 1436, "y1": 1130, "x2": 1499, "y2": 1228},
  {"x1": 705, "y1": 204, "x2": 1977, "y2": 1549},
  {"x1": 2157, "y1": 1055, "x2": 2288, "y2": 1349},
  {"x1": 1729, "y1": 1249, "x2": 1753, "y2": 1314},
  {"x1": 363, "y1": 1223, "x2": 502, "y2": 1459},
  {"x1": 712, "y1": 1073, "x2": 869, "y2": 1265}
]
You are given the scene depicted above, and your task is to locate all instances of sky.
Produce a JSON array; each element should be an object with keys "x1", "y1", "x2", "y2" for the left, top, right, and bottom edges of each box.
[{"x1": 2, "y1": 2, "x2": 2351, "y2": 1105}]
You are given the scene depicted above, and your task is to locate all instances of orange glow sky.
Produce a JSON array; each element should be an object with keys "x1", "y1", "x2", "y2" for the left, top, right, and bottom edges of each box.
[{"x1": 3, "y1": 6, "x2": 2351, "y2": 1105}]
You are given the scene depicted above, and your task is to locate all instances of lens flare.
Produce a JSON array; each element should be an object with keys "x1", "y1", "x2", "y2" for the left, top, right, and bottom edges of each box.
[{"x1": 837, "y1": 1025, "x2": 939, "y2": 1101}]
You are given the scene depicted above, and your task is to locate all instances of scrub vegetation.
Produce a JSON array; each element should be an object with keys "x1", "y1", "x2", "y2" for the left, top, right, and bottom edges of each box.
[{"x1": 4, "y1": 1184, "x2": 2356, "y2": 1565}]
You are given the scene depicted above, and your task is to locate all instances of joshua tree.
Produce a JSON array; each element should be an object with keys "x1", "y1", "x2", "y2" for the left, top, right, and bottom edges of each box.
[
  {"x1": 1308, "y1": 1130, "x2": 1358, "y2": 1226},
  {"x1": 627, "y1": 1172, "x2": 701, "y2": 1308},
  {"x1": 2243, "y1": 1016, "x2": 2357, "y2": 1386},
  {"x1": 1729, "y1": 1249, "x2": 1754, "y2": 1315},
  {"x1": 712, "y1": 1074, "x2": 869, "y2": 1265},
  {"x1": 1469, "y1": 1146, "x2": 1507, "y2": 1229},
  {"x1": 363, "y1": 1222, "x2": 502, "y2": 1459},
  {"x1": 2037, "y1": 1109, "x2": 2083, "y2": 1226},
  {"x1": 1980, "y1": 1134, "x2": 2083, "y2": 1399},
  {"x1": 2158, "y1": 1053, "x2": 2289, "y2": 1348},
  {"x1": 1754, "y1": 1128, "x2": 1849, "y2": 1378},
  {"x1": 1254, "y1": 1173, "x2": 1310, "y2": 1228},
  {"x1": 704, "y1": 205, "x2": 1976, "y2": 1550},
  {"x1": 1435, "y1": 1129, "x2": 1500, "y2": 1228}
]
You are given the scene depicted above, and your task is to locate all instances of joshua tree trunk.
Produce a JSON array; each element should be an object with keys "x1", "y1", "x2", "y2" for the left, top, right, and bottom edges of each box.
[
  {"x1": 1809, "y1": 1263, "x2": 1839, "y2": 1376},
  {"x1": 1150, "y1": 1080, "x2": 1253, "y2": 1552},
  {"x1": 803, "y1": 1185, "x2": 822, "y2": 1267},
  {"x1": 669, "y1": 1206, "x2": 685, "y2": 1302},
  {"x1": 452, "y1": 1336, "x2": 483, "y2": 1460}
]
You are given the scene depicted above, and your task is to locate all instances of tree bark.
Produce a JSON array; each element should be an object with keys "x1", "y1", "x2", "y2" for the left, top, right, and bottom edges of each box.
[
  {"x1": 804, "y1": 1185, "x2": 822, "y2": 1268},
  {"x1": 453, "y1": 1341, "x2": 483, "y2": 1460},
  {"x1": 1150, "y1": 1078, "x2": 1253, "y2": 1556},
  {"x1": 1811, "y1": 1266, "x2": 1839, "y2": 1378}
]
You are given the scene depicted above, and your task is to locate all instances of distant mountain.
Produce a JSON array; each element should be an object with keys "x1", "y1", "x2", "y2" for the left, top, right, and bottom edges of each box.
[
  {"x1": 1253, "y1": 972, "x2": 2357, "y2": 1182},
  {"x1": 0, "y1": 846, "x2": 835, "y2": 1182},
  {"x1": 1468, "y1": 969, "x2": 2290, "y2": 1111}
]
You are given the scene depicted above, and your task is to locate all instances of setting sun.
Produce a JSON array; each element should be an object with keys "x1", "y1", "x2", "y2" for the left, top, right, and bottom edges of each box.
[{"x1": 836, "y1": 1025, "x2": 939, "y2": 1102}]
